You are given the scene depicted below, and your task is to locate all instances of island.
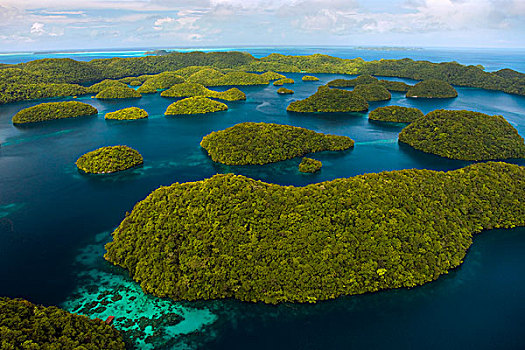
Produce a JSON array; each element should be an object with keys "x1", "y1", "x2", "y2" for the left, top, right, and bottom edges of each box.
[
  {"x1": 302, "y1": 75, "x2": 320, "y2": 81},
  {"x1": 299, "y1": 157, "x2": 322, "y2": 172},
  {"x1": 260, "y1": 71, "x2": 287, "y2": 81},
  {"x1": 398, "y1": 109, "x2": 525, "y2": 160},
  {"x1": 368, "y1": 106, "x2": 424, "y2": 123},
  {"x1": 95, "y1": 85, "x2": 142, "y2": 99},
  {"x1": 136, "y1": 72, "x2": 184, "y2": 94},
  {"x1": 277, "y1": 87, "x2": 294, "y2": 94},
  {"x1": 187, "y1": 69, "x2": 269, "y2": 86},
  {"x1": 76, "y1": 145, "x2": 144, "y2": 174},
  {"x1": 160, "y1": 82, "x2": 246, "y2": 101},
  {"x1": 353, "y1": 83, "x2": 392, "y2": 101},
  {"x1": 273, "y1": 78, "x2": 295, "y2": 86},
  {"x1": 164, "y1": 96, "x2": 228, "y2": 115},
  {"x1": 327, "y1": 75, "x2": 378, "y2": 87},
  {"x1": 12, "y1": 101, "x2": 98, "y2": 124},
  {"x1": 0, "y1": 297, "x2": 125, "y2": 349},
  {"x1": 129, "y1": 80, "x2": 142, "y2": 86},
  {"x1": 378, "y1": 80, "x2": 412, "y2": 92},
  {"x1": 200, "y1": 122, "x2": 354, "y2": 165},
  {"x1": 406, "y1": 79, "x2": 458, "y2": 98},
  {"x1": 105, "y1": 107, "x2": 149, "y2": 120},
  {"x1": 287, "y1": 86, "x2": 369, "y2": 113},
  {"x1": 104, "y1": 161, "x2": 525, "y2": 304},
  {"x1": 87, "y1": 79, "x2": 128, "y2": 94}
]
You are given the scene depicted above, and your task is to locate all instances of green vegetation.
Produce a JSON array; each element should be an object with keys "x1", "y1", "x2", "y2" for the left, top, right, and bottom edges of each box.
[
  {"x1": 399, "y1": 109, "x2": 525, "y2": 160},
  {"x1": 273, "y1": 78, "x2": 295, "y2": 86},
  {"x1": 406, "y1": 79, "x2": 458, "y2": 98},
  {"x1": 136, "y1": 72, "x2": 184, "y2": 94},
  {"x1": 368, "y1": 106, "x2": 424, "y2": 123},
  {"x1": 260, "y1": 71, "x2": 287, "y2": 81},
  {"x1": 0, "y1": 83, "x2": 88, "y2": 104},
  {"x1": 302, "y1": 75, "x2": 320, "y2": 81},
  {"x1": 105, "y1": 107, "x2": 148, "y2": 120},
  {"x1": 129, "y1": 80, "x2": 142, "y2": 86},
  {"x1": 378, "y1": 80, "x2": 412, "y2": 92},
  {"x1": 353, "y1": 83, "x2": 391, "y2": 102},
  {"x1": 186, "y1": 69, "x2": 269, "y2": 86},
  {"x1": 277, "y1": 87, "x2": 294, "y2": 94},
  {"x1": 165, "y1": 97, "x2": 228, "y2": 115},
  {"x1": 95, "y1": 85, "x2": 142, "y2": 99},
  {"x1": 87, "y1": 79, "x2": 128, "y2": 94},
  {"x1": 299, "y1": 157, "x2": 322, "y2": 173},
  {"x1": 287, "y1": 86, "x2": 368, "y2": 113},
  {"x1": 160, "y1": 82, "x2": 246, "y2": 101},
  {"x1": 0, "y1": 297, "x2": 125, "y2": 349},
  {"x1": 104, "y1": 161, "x2": 525, "y2": 303},
  {"x1": 200, "y1": 122, "x2": 354, "y2": 165},
  {"x1": 12, "y1": 101, "x2": 98, "y2": 124},
  {"x1": 76, "y1": 145, "x2": 144, "y2": 174},
  {"x1": 327, "y1": 75, "x2": 378, "y2": 87}
]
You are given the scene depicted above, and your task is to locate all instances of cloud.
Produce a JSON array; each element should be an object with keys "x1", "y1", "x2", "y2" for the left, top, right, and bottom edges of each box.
[
  {"x1": 30, "y1": 22, "x2": 45, "y2": 35},
  {"x1": 153, "y1": 16, "x2": 175, "y2": 30}
]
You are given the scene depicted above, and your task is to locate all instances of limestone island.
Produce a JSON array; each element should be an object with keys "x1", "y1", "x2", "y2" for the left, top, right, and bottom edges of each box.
[
  {"x1": 76, "y1": 145, "x2": 144, "y2": 174},
  {"x1": 137, "y1": 72, "x2": 184, "y2": 94},
  {"x1": 368, "y1": 106, "x2": 424, "y2": 123},
  {"x1": 299, "y1": 157, "x2": 322, "y2": 173},
  {"x1": 277, "y1": 87, "x2": 294, "y2": 94},
  {"x1": 302, "y1": 75, "x2": 320, "y2": 81},
  {"x1": 165, "y1": 96, "x2": 228, "y2": 115},
  {"x1": 327, "y1": 75, "x2": 378, "y2": 88},
  {"x1": 95, "y1": 85, "x2": 142, "y2": 99},
  {"x1": 398, "y1": 109, "x2": 525, "y2": 160},
  {"x1": 353, "y1": 83, "x2": 392, "y2": 102},
  {"x1": 187, "y1": 68, "x2": 269, "y2": 86},
  {"x1": 0, "y1": 297, "x2": 125, "y2": 349},
  {"x1": 160, "y1": 82, "x2": 246, "y2": 101},
  {"x1": 273, "y1": 78, "x2": 295, "y2": 86},
  {"x1": 287, "y1": 86, "x2": 369, "y2": 113},
  {"x1": 12, "y1": 101, "x2": 98, "y2": 124},
  {"x1": 200, "y1": 122, "x2": 354, "y2": 165},
  {"x1": 260, "y1": 71, "x2": 287, "y2": 81},
  {"x1": 378, "y1": 80, "x2": 412, "y2": 92},
  {"x1": 87, "y1": 79, "x2": 128, "y2": 94},
  {"x1": 406, "y1": 79, "x2": 458, "y2": 98},
  {"x1": 105, "y1": 107, "x2": 148, "y2": 120},
  {"x1": 104, "y1": 162, "x2": 525, "y2": 304}
]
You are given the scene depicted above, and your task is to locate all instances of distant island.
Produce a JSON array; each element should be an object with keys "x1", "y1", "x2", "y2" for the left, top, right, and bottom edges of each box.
[
  {"x1": 327, "y1": 75, "x2": 378, "y2": 88},
  {"x1": 399, "y1": 109, "x2": 525, "y2": 160},
  {"x1": 76, "y1": 146, "x2": 144, "y2": 174},
  {"x1": 200, "y1": 122, "x2": 354, "y2": 165},
  {"x1": 165, "y1": 96, "x2": 228, "y2": 115},
  {"x1": 287, "y1": 86, "x2": 368, "y2": 113},
  {"x1": 12, "y1": 101, "x2": 98, "y2": 124}
]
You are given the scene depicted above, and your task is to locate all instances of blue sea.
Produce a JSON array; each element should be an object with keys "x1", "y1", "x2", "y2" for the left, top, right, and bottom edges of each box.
[{"x1": 0, "y1": 47, "x2": 524, "y2": 349}]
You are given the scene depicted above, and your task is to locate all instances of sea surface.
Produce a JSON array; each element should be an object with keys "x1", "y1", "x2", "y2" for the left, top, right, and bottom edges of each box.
[{"x1": 0, "y1": 48, "x2": 524, "y2": 349}]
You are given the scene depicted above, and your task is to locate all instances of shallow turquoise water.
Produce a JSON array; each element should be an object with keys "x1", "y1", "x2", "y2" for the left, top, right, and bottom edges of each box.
[{"x1": 0, "y1": 67, "x2": 524, "y2": 349}]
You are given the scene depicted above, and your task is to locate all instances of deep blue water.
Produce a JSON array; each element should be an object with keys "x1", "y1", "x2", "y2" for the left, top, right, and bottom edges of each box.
[{"x1": 0, "y1": 50, "x2": 524, "y2": 349}]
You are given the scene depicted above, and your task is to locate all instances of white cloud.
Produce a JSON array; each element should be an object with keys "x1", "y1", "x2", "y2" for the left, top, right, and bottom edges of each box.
[
  {"x1": 30, "y1": 22, "x2": 45, "y2": 35},
  {"x1": 153, "y1": 16, "x2": 175, "y2": 30}
]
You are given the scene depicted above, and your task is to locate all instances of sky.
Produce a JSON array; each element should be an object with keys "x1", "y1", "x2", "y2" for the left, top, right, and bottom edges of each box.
[{"x1": 0, "y1": 0, "x2": 524, "y2": 52}]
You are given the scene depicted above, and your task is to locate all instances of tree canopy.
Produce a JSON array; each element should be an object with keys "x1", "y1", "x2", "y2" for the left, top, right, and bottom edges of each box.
[
  {"x1": 164, "y1": 96, "x2": 228, "y2": 115},
  {"x1": 406, "y1": 79, "x2": 458, "y2": 98},
  {"x1": 299, "y1": 157, "x2": 322, "y2": 173},
  {"x1": 105, "y1": 107, "x2": 148, "y2": 120},
  {"x1": 287, "y1": 86, "x2": 368, "y2": 113},
  {"x1": 76, "y1": 145, "x2": 144, "y2": 174},
  {"x1": 160, "y1": 82, "x2": 245, "y2": 101},
  {"x1": 353, "y1": 83, "x2": 392, "y2": 102},
  {"x1": 368, "y1": 106, "x2": 424, "y2": 123},
  {"x1": 12, "y1": 101, "x2": 98, "y2": 124},
  {"x1": 95, "y1": 85, "x2": 142, "y2": 99}
]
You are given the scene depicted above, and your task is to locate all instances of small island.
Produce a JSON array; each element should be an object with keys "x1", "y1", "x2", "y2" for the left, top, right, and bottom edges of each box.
[
  {"x1": 87, "y1": 79, "x2": 128, "y2": 94},
  {"x1": 368, "y1": 106, "x2": 424, "y2": 123},
  {"x1": 105, "y1": 107, "x2": 148, "y2": 120},
  {"x1": 0, "y1": 297, "x2": 125, "y2": 349},
  {"x1": 378, "y1": 80, "x2": 412, "y2": 92},
  {"x1": 398, "y1": 109, "x2": 525, "y2": 160},
  {"x1": 299, "y1": 157, "x2": 322, "y2": 173},
  {"x1": 76, "y1": 145, "x2": 144, "y2": 174},
  {"x1": 136, "y1": 72, "x2": 184, "y2": 94},
  {"x1": 273, "y1": 78, "x2": 295, "y2": 86},
  {"x1": 353, "y1": 83, "x2": 392, "y2": 102},
  {"x1": 406, "y1": 79, "x2": 458, "y2": 98},
  {"x1": 327, "y1": 75, "x2": 378, "y2": 87},
  {"x1": 160, "y1": 82, "x2": 246, "y2": 101},
  {"x1": 277, "y1": 87, "x2": 294, "y2": 94},
  {"x1": 260, "y1": 71, "x2": 287, "y2": 81},
  {"x1": 287, "y1": 86, "x2": 369, "y2": 113},
  {"x1": 165, "y1": 96, "x2": 228, "y2": 115},
  {"x1": 95, "y1": 85, "x2": 142, "y2": 99},
  {"x1": 12, "y1": 101, "x2": 98, "y2": 124},
  {"x1": 200, "y1": 122, "x2": 354, "y2": 165},
  {"x1": 302, "y1": 75, "x2": 320, "y2": 81}
]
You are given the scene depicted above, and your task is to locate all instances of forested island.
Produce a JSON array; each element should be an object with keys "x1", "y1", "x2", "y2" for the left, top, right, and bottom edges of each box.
[
  {"x1": 12, "y1": 101, "x2": 98, "y2": 124},
  {"x1": 302, "y1": 75, "x2": 319, "y2": 81},
  {"x1": 273, "y1": 78, "x2": 295, "y2": 86},
  {"x1": 406, "y1": 79, "x2": 458, "y2": 98},
  {"x1": 160, "y1": 82, "x2": 246, "y2": 101},
  {"x1": 136, "y1": 72, "x2": 184, "y2": 93},
  {"x1": 277, "y1": 87, "x2": 294, "y2": 94},
  {"x1": 287, "y1": 86, "x2": 368, "y2": 113},
  {"x1": 105, "y1": 107, "x2": 148, "y2": 120},
  {"x1": 104, "y1": 162, "x2": 525, "y2": 304},
  {"x1": 260, "y1": 71, "x2": 287, "y2": 81},
  {"x1": 299, "y1": 157, "x2": 322, "y2": 173},
  {"x1": 200, "y1": 122, "x2": 354, "y2": 165},
  {"x1": 378, "y1": 80, "x2": 412, "y2": 92},
  {"x1": 0, "y1": 297, "x2": 125, "y2": 349},
  {"x1": 76, "y1": 146, "x2": 144, "y2": 174},
  {"x1": 95, "y1": 85, "x2": 142, "y2": 99},
  {"x1": 1, "y1": 51, "x2": 524, "y2": 105},
  {"x1": 327, "y1": 75, "x2": 378, "y2": 87},
  {"x1": 398, "y1": 110, "x2": 525, "y2": 160},
  {"x1": 353, "y1": 83, "x2": 391, "y2": 101},
  {"x1": 368, "y1": 106, "x2": 424, "y2": 123},
  {"x1": 165, "y1": 96, "x2": 228, "y2": 115}
]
